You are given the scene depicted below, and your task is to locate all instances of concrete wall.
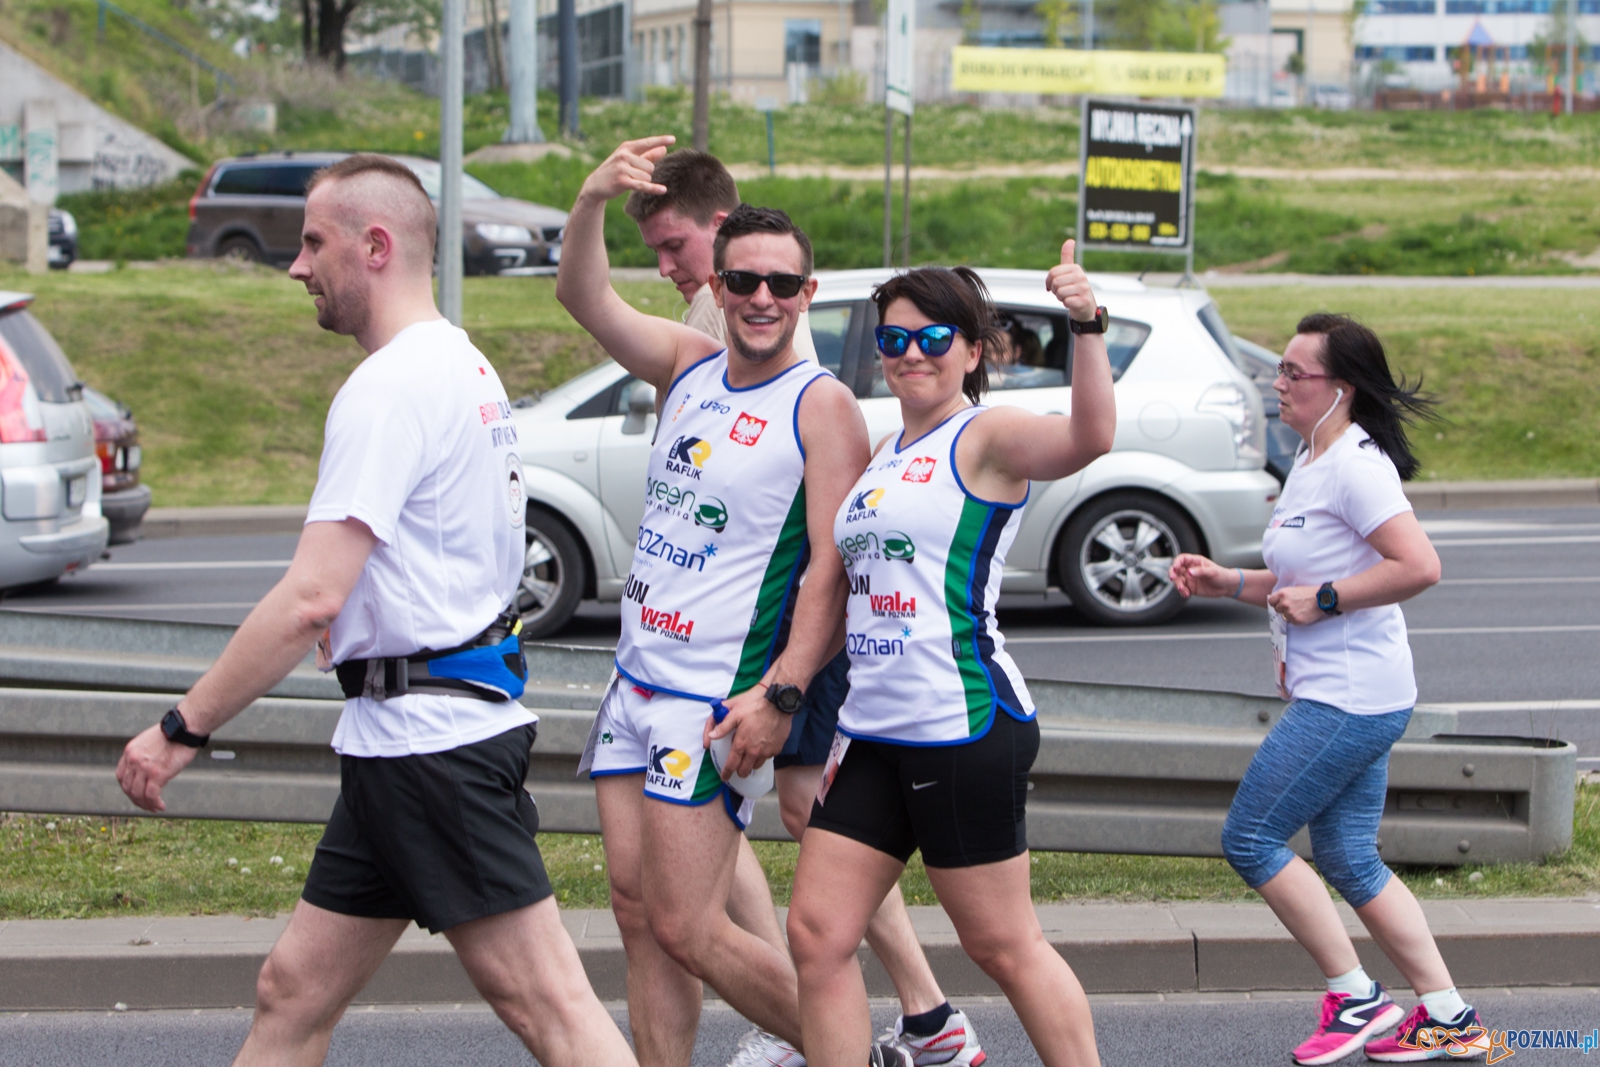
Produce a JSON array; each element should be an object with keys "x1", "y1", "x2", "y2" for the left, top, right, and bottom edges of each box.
[{"x1": 0, "y1": 41, "x2": 194, "y2": 202}]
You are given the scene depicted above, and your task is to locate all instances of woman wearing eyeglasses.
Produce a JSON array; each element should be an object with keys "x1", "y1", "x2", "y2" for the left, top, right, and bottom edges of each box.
[
  {"x1": 784, "y1": 243, "x2": 1115, "y2": 1067},
  {"x1": 1169, "y1": 315, "x2": 1485, "y2": 1065}
]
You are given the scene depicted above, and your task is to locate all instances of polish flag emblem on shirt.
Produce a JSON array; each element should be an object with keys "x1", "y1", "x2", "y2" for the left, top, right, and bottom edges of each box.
[
  {"x1": 729, "y1": 413, "x2": 768, "y2": 446},
  {"x1": 902, "y1": 457, "x2": 937, "y2": 483}
]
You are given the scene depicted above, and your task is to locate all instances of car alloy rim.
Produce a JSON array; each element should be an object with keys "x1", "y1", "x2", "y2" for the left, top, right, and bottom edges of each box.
[
  {"x1": 517, "y1": 530, "x2": 564, "y2": 620},
  {"x1": 1078, "y1": 509, "x2": 1179, "y2": 613}
]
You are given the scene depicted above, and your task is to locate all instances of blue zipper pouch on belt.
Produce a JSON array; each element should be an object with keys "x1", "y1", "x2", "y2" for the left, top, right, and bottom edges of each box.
[{"x1": 335, "y1": 612, "x2": 527, "y2": 703}]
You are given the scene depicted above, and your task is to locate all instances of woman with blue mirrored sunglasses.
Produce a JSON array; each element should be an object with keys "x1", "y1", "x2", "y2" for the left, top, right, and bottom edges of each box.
[{"x1": 874, "y1": 323, "x2": 961, "y2": 358}]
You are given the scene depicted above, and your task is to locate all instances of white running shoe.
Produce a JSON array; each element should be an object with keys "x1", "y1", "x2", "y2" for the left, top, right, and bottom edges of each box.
[
  {"x1": 870, "y1": 1042, "x2": 915, "y2": 1067},
  {"x1": 878, "y1": 1010, "x2": 987, "y2": 1067},
  {"x1": 727, "y1": 1029, "x2": 806, "y2": 1067}
]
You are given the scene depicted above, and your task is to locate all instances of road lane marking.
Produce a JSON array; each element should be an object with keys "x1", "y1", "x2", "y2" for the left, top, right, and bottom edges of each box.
[
  {"x1": 1005, "y1": 623, "x2": 1600, "y2": 644},
  {"x1": 0, "y1": 602, "x2": 261, "y2": 612},
  {"x1": 91, "y1": 561, "x2": 292, "y2": 572},
  {"x1": 1437, "y1": 576, "x2": 1600, "y2": 585}
]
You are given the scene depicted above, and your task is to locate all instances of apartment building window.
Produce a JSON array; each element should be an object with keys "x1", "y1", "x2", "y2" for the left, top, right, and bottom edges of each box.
[
  {"x1": 1371, "y1": 0, "x2": 1436, "y2": 13},
  {"x1": 1355, "y1": 45, "x2": 1438, "y2": 61},
  {"x1": 785, "y1": 19, "x2": 822, "y2": 66}
]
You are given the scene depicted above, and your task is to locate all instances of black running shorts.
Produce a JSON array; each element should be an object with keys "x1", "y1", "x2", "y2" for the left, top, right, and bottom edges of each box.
[
  {"x1": 807, "y1": 710, "x2": 1040, "y2": 869},
  {"x1": 301, "y1": 723, "x2": 553, "y2": 934}
]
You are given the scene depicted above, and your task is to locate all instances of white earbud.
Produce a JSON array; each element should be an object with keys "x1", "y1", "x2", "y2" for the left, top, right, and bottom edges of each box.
[{"x1": 1308, "y1": 388, "x2": 1345, "y2": 463}]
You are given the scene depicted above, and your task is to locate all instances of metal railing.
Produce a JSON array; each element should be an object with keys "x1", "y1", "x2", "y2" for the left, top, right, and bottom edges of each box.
[
  {"x1": 0, "y1": 613, "x2": 1576, "y2": 865},
  {"x1": 95, "y1": 0, "x2": 239, "y2": 98}
]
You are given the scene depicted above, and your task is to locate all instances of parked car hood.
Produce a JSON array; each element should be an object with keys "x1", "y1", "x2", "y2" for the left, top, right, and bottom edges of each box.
[{"x1": 462, "y1": 198, "x2": 568, "y2": 230}]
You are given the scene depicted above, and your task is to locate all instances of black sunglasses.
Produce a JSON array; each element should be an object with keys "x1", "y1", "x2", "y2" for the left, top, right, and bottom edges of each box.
[
  {"x1": 717, "y1": 270, "x2": 808, "y2": 299},
  {"x1": 874, "y1": 324, "x2": 961, "y2": 358}
]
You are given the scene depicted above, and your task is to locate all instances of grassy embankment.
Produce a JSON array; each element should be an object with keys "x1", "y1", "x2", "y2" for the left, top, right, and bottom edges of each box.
[
  {"x1": 5, "y1": 783, "x2": 1598, "y2": 918},
  {"x1": 3, "y1": 263, "x2": 1596, "y2": 507}
]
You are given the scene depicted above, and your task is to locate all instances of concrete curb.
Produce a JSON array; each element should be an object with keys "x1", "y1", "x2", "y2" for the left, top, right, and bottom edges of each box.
[
  {"x1": 133, "y1": 480, "x2": 1600, "y2": 540},
  {"x1": 2, "y1": 899, "x2": 1597, "y2": 1011}
]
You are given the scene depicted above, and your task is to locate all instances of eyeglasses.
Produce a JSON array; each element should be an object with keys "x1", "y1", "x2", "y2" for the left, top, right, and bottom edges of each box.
[
  {"x1": 875, "y1": 324, "x2": 961, "y2": 358},
  {"x1": 1276, "y1": 361, "x2": 1331, "y2": 383},
  {"x1": 717, "y1": 270, "x2": 808, "y2": 299}
]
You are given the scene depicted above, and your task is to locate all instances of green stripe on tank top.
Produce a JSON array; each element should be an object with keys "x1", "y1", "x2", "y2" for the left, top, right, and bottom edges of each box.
[
  {"x1": 731, "y1": 487, "x2": 810, "y2": 693},
  {"x1": 943, "y1": 497, "x2": 995, "y2": 735},
  {"x1": 691, "y1": 751, "x2": 725, "y2": 802}
]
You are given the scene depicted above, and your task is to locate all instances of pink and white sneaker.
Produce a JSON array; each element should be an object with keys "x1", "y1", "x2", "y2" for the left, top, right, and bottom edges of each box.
[
  {"x1": 1364, "y1": 1004, "x2": 1489, "y2": 1061},
  {"x1": 880, "y1": 1010, "x2": 987, "y2": 1067},
  {"x1": 1293, "y1": 984, "x2": 1405, "y2": 1066}
]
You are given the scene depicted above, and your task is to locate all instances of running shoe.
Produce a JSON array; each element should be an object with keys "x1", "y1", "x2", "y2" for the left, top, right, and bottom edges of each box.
[
  {"x1": 870, "y1": 1042, "x2": 915, "y2": 1067},
  {"x1": 1365, "y1": 1004, "x2": 1489, "y2": 1062},
  {"x1": 1293, "y1": 983, "x2": 1405, "y2": 1066},
  {"x1": 877, "y1": 1010, "x2": 987, "y2": 1067},
  {"x1": 726, "y1": 1029, "x2": 806, "y2": 1067}
]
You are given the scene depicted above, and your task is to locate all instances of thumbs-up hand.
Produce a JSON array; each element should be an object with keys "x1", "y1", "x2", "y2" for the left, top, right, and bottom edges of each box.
[{"x1": 1045, "y1": 238, "x2": 1098, "y2": 323}]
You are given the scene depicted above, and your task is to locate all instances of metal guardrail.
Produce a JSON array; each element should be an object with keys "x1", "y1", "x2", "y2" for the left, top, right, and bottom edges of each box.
[
  {"x1": 95, "y1": 0, "x2": 239, "y2": 97},
  {"x1": 0, "y1": 613, "x2": 1576, "y2": 865}
]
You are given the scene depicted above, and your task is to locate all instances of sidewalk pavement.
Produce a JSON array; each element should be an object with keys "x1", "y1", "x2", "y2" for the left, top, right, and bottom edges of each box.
[
  {"x1": 137, "y1": 479, "x2": 1600, "y2": 541},
  {"x1": 3, "y1": 898, "x2": 1597, "y2": 1012}
]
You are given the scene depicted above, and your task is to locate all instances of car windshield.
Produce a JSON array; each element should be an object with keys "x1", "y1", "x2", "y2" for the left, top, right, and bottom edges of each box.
[{"x1": 399, "y1": 160, "x2": 501, "y2": 201}]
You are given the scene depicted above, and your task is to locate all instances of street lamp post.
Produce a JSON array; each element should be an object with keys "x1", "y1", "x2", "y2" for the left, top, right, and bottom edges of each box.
[{"x1": 439, "y1": 0, "x2": 464, "y2": 326}]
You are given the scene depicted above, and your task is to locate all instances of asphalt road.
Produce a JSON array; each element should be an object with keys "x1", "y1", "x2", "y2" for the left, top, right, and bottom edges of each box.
[
  {"x1": 3, "y1": 506, "x2": 1596, "y2": 704},
  {"x1": 2, "y1": 990, "x2": 1595, "y2": 1067}
]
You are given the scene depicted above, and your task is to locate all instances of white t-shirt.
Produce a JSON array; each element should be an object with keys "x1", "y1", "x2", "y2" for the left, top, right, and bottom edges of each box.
[
  {"x1": 684, "y1": 283, "x2": 818, "y2": 362},
  {"x1": 306, "y1": 318, "x2": 534, "y2": 757},
  {"x1": 1260, "y1": 423, "x2": 1417, "y2": 715}
]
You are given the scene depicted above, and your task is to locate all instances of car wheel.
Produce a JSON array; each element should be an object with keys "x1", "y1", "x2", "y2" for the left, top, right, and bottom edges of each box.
[
  {"x1": 514, "y1": 509, "x2": 586, "y2": 638},
  {"x1": 1058, "y1": 492, "x2": 1200, "y2": 627},
  {"x1": 216, "y1": 235, "x2": 264, "y2": 263}
]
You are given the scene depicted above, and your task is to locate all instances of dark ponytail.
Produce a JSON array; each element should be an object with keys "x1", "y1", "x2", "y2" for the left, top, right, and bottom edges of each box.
[{"x1": 1296, "y1": 313, "x2": 1439, "y2": 482}]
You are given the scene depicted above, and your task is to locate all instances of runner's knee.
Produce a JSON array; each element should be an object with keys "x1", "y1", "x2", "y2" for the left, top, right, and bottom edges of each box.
[
  {"x1": 255, "y1": 950, "x2": 338, "y2": 1026},
  {"x1": 785, "y1": 899, "x2": 856, "y2": 967},
  {"x1": 1221, "y1": 809, "x2": 1289, "y2": 887}
]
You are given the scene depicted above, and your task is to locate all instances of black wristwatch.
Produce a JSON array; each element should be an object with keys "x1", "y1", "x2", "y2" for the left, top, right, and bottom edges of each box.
[
  {"x1": 763, "y1": 683, "x2": 804, "y2": 715},
  {"x1": 1068, "y1": 306, "x2": 1109, "y2": 335},
  {"x1": 160, "y1": 707, "x2": 210, "y2": 748},
  {"x1": 1316, "y1": 581, "x2": 1341, "y2": 616}
]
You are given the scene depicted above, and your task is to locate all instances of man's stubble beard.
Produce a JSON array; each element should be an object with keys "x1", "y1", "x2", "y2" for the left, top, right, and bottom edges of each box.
[
  {"x1": 314, "y1": 276, "x2": 372, "y2": 339},
  {"x1": 728, "y1": 314, "x2": 797, "y2": 365}
]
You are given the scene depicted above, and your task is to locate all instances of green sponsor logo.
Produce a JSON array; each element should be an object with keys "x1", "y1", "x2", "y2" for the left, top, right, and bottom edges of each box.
[
  {"x1": 883, "y1": 531, "x2": 916, "y2": 563},
  {"x1": 693, "y1": 497, "x2": 728, "y2": 533}
]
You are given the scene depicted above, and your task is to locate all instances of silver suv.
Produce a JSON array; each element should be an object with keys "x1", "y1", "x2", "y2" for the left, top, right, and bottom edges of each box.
[
  {"x1": 507, "y1": 271, "x2": 1279, "y2": 636},
  {"x1": 0, "y1": 293, "x2": 108, "y2": 587}
]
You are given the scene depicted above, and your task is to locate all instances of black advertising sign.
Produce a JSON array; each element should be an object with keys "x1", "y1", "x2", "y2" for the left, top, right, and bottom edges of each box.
[{"x1": 1076, "y1": 98, "x2": 1196, "y2": 254}]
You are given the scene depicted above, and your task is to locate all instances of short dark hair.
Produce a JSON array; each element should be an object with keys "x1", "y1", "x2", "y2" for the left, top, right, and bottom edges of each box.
[
  {"x1": 1296, "y1": 312, "x2": 1439, "y2": 481},
  {"x1": 712, "y1": 204, "x2": 814, "y2": 276},
  {"x1": 624, "y1": 149, "x2": 740, "y2": 226},
  {"x1": 872, "y1": 267, "x2": 1003, "y2": 404},
  {"x1": 306, "y1": 154, "x2": 437, "y2": 261}
]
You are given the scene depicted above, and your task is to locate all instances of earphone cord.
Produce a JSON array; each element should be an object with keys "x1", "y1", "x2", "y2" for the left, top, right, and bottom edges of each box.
[{"x1": 1307, "y1": 388, "x2": 1345, "y2": 463}]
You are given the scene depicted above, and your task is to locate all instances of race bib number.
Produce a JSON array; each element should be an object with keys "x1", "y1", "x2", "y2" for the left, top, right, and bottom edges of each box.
[
  {"x1": 1269, "y1": 608, "x2": 1291, "y2": 701},
  {"x1": 816, "y1": 731, "x2": 851, "y2": 807}
]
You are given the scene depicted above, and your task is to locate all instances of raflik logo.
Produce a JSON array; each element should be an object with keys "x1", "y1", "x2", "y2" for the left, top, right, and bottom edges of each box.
[
  {"x1": 846, "y1": 488, "x2": 885, "y2": 523},
  {"x1": 729, "y1": 412, "x2": 768, "y2": 446},
  {"x1": 870, "y1": 591, "x2": 917, "y2": 618},
  {"x1": 666, "y1": 436, "x2": 712, "y2": 479},
  {"x1": 639, "y1": 604, "x2": 695, "y2": 642},
  {"x1": 624, "y1": 574, "x2": 649, "y2": 606},
  {"x1": 647, "y1": 744, "x2": 692, "y2": 790},
  {"x1": 901, "y1": 457, "x2": 937, "y2": 483}
]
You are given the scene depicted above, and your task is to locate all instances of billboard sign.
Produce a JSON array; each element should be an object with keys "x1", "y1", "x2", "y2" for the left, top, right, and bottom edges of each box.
[
  {"x1": 1075, "y1": 98, "x2": 1197, "y2": 254},
  {"x1": 950, "y1": 47, "x2": 1226, "y2": 98},
  {"x1": 886, "y1": 0, "x2": 915, "y2": 114}
]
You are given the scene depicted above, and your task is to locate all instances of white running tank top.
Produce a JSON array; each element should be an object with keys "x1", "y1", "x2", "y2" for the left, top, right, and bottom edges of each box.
[
  {"x1": 616, "y1": 351, "x2": 833, "y2": 702},
  {"x1": 835, "y1": 406, "x2": 1035, "y2": 745}
]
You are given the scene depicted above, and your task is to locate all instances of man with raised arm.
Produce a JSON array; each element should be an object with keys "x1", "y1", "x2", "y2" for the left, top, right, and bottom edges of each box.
[
  {"x1": 558, "y1": 135, "x2": 873, "y2": 1067},
  {"x1": 623, "y1": 146, "x2": 985, "y2": 1067},
  {"x1": 115, "y1": 154, "x2": 636, "y2": 1067}
]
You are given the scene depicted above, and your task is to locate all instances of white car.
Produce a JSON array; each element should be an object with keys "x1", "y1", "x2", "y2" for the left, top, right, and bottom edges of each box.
[
  {"x1": 508, "y1": 270, "x2": 1279, "y2": 636},
  {"x1": 0, "y1": 292, "x2": 108, "y2": 587}
]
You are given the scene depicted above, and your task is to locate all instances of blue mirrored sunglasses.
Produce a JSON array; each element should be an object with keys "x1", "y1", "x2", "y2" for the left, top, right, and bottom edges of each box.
[{"x1": 874, "y1": 324, "x2": 961, "y2": 358}]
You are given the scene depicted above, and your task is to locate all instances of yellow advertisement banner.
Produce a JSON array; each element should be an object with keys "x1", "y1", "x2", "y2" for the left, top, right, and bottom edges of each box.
[{"x1": 950, "y1": 47, "x2": 1226, "y2": 98}]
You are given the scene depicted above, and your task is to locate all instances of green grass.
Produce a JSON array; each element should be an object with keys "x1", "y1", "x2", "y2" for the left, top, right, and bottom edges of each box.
[
  {"x1": 1213, "y1": 285, "x2": 1600, "y2": 481},
  {"x1": 0, "y1": 262, "x2": 672, "y2": 506},
  {"x1": 5, "y1": 784, "x2": 1597, "y2": 919}
]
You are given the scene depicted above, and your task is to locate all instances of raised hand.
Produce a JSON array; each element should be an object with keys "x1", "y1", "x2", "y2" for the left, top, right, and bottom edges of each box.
[
  {"x1": 1045, "y1": 238, "x2": 1098, "y2": 323},
  {"x1": 579, "y1": 135, "x2": 676, "y2": 203}
]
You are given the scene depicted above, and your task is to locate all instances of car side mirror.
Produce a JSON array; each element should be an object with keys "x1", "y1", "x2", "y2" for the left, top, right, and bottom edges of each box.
[{"x1": 621, "y1": 382, "x2": 656, "y2": 436}]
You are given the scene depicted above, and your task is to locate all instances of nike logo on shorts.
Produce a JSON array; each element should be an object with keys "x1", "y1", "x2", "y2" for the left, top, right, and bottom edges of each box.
[{"x1": 912, "y1": 780, "x2": 938, "y2": 790}]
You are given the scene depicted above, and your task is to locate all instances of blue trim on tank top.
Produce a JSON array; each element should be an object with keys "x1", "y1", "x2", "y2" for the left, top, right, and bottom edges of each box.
[
  {"x1": 665, "y1": 349, "x2": 726, "y2": 405},
  {"x1": 790, "y1": 369, "x2": 832, "y2": 460},
  {"x1": 721, "y1": 358, "x2": 809, "y2": 393},
  {"x1": 949, "y1": 415, "x2": 1030, "y2": 510},
  {"x1": 965, "y1": 506, "x2": 1003, "y2": 712},
  {"x1": 588, "y1": 766, "x2": 647, "y2": 779},
  {"x1": 613, "y1": 661, "x2": 722, "y2": 704},
  {"x1": 894, "y1": 404, "x2": 976, "y2": 454}
]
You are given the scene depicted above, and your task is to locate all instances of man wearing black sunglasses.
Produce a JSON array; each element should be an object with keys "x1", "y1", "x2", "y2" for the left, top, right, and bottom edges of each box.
[{"x1": 559, "y1": 135, "x2": 880, "y2": 1067}]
